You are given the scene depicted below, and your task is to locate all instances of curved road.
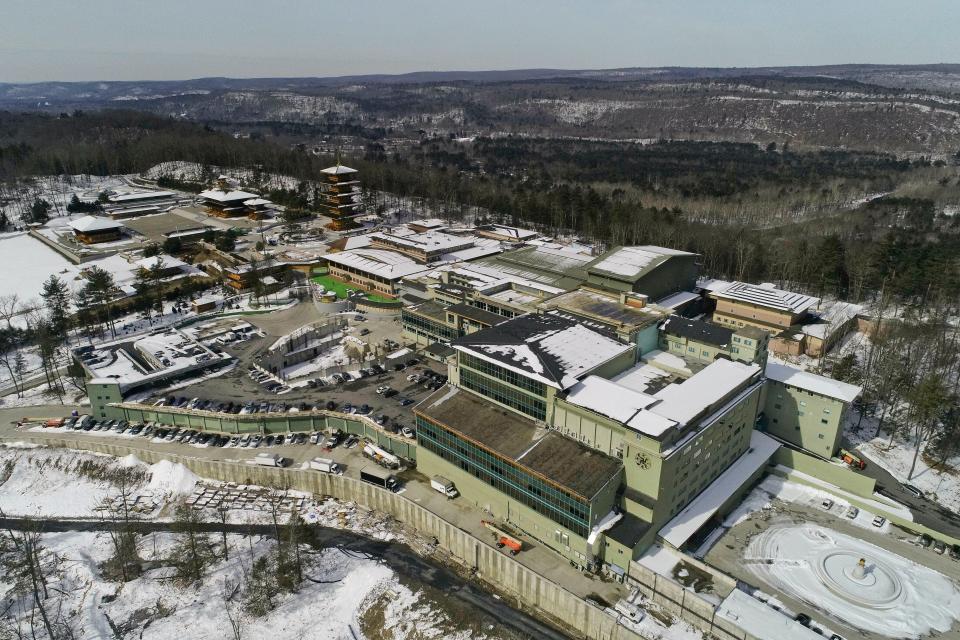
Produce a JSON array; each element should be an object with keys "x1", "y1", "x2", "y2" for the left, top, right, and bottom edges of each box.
[{"x1": 0, "y1": 516, "x2": 570, "y2": 640}]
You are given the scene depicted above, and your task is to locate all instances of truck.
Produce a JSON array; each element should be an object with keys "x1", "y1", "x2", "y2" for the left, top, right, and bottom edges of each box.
[
  {"x1": 253, "y1": 453, "x2": 287, "y2": 468},
  {"x1": 839, "y1": 448, "x2": 866, "y2": 470},
  {"x1": 360, "y1": 466, "x2": 399, "y2": 492},
  {"x1": 430, "y1": 475, "x2": 459, "y2": 498},
  {"x1": 309, "y1": 457, "x2": 341, "y2": 474},
  {"x1": 362, "y1": 441, "x2": 400, "y2": 469}
]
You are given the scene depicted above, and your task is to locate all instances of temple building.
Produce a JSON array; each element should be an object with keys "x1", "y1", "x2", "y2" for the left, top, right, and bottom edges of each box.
[{"x1": 320, "y1": 164, "x2": 362, "y2": 230}]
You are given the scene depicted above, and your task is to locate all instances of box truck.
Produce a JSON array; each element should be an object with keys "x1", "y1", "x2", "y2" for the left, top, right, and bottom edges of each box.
[
  {"x1": 309, "y1": 457, "x2": 341, "y2": 474},
  {"x1": 430, "y1": 475, "x2": 459, "y2": 498},
  {"x1": 360, "y1": 466, "x2": 399, "y2": 491},
  {"x1": 254, "y1": 453, "x2": 287, "y2": 467}
]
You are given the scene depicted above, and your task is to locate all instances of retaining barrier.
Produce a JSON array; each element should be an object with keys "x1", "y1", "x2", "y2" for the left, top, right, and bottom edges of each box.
[{"x1": 0, "y1": 434, "x2": 647, "y2": 640}]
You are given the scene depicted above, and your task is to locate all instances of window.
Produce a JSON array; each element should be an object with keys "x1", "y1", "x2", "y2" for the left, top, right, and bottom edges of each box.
[
  {"x1": 688, "y1": 347, "x2": 696, "y2": 353},
  {"x1": 821, "y1": 418, "x2": 829, "y2": 425},
  {"x1": 774, "y1": 403, "x2": 781, "y2": 409},
  {"x1": 817, "y1": 434, "x2": 825, "y2": 439}
]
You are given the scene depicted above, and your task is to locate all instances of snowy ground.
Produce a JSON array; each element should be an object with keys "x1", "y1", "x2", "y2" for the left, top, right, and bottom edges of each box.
[
  {"x1": 0, "y1": 174, "x2": 131, "y2": 227},
  {"x1": 744, "y1": 523, "x2": 960, "y2": 638},
  {"x1": 845, "y1": 414, "x2": 960, "y2": 513},
  {"x1": 0, "y1": 444, "x2": 540, "y2": 639},
  {"x1": 3, "y1": 529, "x2": 519, "y2": 640}
]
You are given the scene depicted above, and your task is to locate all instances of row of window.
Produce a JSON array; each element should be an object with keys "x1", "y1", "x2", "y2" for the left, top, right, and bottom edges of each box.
[
  {"x1": 416, "y1": 417, "x2": 589, "y2": 535},
  {"x1": 459, "y1": 368, "x2": 547, "y2": 421},
  {"x1": 459, "y1": 353, "x2": 547, "y2": 395},
  {"x1": 401, "y1": 310, "x2": 459, "y2": 342}
]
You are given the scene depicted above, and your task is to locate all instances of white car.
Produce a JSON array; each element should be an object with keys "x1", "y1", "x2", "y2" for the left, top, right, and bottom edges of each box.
[{"x1": 872, "y1": 516, "x2": 886, "y2": 528}]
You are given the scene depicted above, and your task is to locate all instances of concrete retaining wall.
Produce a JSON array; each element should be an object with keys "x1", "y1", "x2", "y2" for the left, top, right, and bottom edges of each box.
[
  {"x1": 1, "y1": 434, "x2": 645, "y2": 640},
  {"x1": 772, "y1": 447, "x2": 876, "y2": 497}
]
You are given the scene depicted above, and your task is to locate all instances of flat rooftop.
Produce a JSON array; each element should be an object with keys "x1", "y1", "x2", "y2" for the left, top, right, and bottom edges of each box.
[
  {"x1": 445, "y1": 302, "x2": 507, "y2": 327},
  {"x1": 539, "y1": 288, "x2": 664, "y2": 331},
  {"x1": 661, "y1": 314, "x2": 734, "y2": 348},
  {"x1": 416, "y1": 386, "x2": 622, "y2": 500},
  {"x1": 765, "y1": 361, "x2": 861, "y2": 403}
]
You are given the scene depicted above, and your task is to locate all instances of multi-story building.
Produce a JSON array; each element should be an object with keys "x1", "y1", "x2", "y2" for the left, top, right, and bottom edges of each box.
[
  {"x1": 324, "y1": 249, "x2": 429, "y2": 297},
  {"x1": 448, "y1": 313, "x2": 636, "y2": 424},
  {"x1": 707, "y1": 281, "x2": 819, "y2": 333},
  {"x1": 762, "y1": 362, "x2": 862, "y2": 458},
  {"x1": 659, "y1": 314, "x2": 769, "y2": 367},
  {"x1": 319, "y1": 164, "x2": 362, "y2": 231},
  {"x1": 537, "y1": 287, "x2": 668, "y2": 356},
  {"x1": 585, "y1": 245, "x2": 700, "y2": 301}
]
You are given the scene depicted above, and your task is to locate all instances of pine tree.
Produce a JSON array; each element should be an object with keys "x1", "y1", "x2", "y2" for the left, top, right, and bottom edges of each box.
[{"x1": 40, "y1": 274, "x2": 70, "y2": 339}]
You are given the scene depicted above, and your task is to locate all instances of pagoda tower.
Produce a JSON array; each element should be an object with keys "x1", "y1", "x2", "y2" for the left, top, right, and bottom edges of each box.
[{"x1": 320, "y1": 159, "x2": 362, "y2": 231}]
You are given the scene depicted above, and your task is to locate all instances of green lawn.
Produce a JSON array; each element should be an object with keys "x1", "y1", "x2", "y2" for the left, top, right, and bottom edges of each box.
[{"x1": 310, "y1": 272, "x2": 401, "y2": 305}]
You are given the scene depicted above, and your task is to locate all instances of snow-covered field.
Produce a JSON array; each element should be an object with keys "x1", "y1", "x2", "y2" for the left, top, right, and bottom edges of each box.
[{"x1": 744, "y1": 524, "x2": 960, "y2": 638}]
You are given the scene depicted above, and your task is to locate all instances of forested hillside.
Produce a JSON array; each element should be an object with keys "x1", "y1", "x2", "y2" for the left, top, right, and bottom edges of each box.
[{"x1": 1, "y1": 110, "x2": 958, "y2": 305}]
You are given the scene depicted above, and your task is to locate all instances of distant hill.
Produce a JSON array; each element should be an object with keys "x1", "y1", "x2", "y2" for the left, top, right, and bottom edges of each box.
[{"x1": 3, "y1": 64, "x2": 960, "y2": 155}]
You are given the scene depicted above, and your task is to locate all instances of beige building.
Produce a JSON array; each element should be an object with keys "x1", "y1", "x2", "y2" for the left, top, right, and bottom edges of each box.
[
  {"x1": 763, "y1": 362, "x2": 862, "y2": 458},
  {"x1": 708, "y1": 281, "x2": 819, "y2": 333}
]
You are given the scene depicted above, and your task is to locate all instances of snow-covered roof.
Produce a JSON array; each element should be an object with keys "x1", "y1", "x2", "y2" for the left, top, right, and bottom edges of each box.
[
  {"x1": 68, "y1": 215, "x2": 123, "y2": 233},
  {"x1": 765, "y1": 362, "x2": 862, "y2": 403},
  {"x1": 243, "y1": 198, "x2": 272, "y2": 206},
  {"x1": 322, "y1": 165, "x2": 358, "y2": 175},
  {"x1": 324, "y1": 248, "x2": 429, "y2": 281},
  {"x1": 589, "y1": 245, "x2": 696, "y2": 280},
  {"x1": 711, "y1": 281, "x2": 819, "y2": 314},
  {"x1": 658, "y1": 431, "x2": 781, "y2": 548},
  {"x1": 565, "y1": 376, "x2": 659, "y2": 423},
  {"x1": 406, "y1": 218, "x2": 446, "y2": 229},
  {"x1": 453, "y1": 314, "x2": 633, "y2": 390},
  {"x1": 371, "y1": 230, "x2": 474, "y2": 253},
  {"x1": 717, "y1": 589, "x2": 824, "y2": 640},
  {"x1": 801, "y1": 300, "x2": 865, "y2": 339},
  {"x1": 134, "y1": 254, "x2": 188, "y2": 271},
  {"x1": 652, "y1": 359, "x2": 761, "y2": 427},
  {"x1": 198, "y1": 189, "x2": 259, "y2": 203},
  {"x1": 108, "y1": 190, "x2": 176, "y2": 202},
  {"x1": 655, "y1": 290, "x2": 700, "y2": 309}
]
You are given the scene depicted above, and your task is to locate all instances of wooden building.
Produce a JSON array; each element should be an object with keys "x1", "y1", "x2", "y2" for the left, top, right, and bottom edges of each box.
[
  {"x1": 320, "y1": 164, "x2": 362, "y2": 230},
  {"x1": 68, "y1": 215, "x2": 124, "y2": 244}
]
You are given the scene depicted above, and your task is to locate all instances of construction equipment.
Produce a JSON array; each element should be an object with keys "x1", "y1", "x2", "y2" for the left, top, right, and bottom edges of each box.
[
  {"x1": 20, "y1": 417, "x2": 63, "y2": 428},
  {"x1": 362, "y1": 441, "x2": 400, "y2": 469},
  {"x1": 481, "y1": 520, "x2": 522, "y2": 555},
  {"x1": 839, "y1": 448, "x2": 866, "y2": 470}
]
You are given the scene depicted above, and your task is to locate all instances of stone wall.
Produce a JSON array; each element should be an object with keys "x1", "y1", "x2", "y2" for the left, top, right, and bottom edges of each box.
[{"x1": 0, "y1": 434, "x2": 645, "y2": 640}]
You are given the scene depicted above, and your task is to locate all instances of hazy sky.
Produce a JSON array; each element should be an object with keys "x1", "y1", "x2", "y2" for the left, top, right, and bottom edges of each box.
[{"x1": 1, "y1": 0, "x2": 957, "y2": 82}]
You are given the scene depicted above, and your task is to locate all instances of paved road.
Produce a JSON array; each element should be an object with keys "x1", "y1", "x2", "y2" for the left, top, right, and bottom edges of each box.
[
  {"x1": 842, "y1": 435, "x2": 960, "y2": 540},
  {"x1": 0, "y1": 515, "x2": 569, "y2": 640}
]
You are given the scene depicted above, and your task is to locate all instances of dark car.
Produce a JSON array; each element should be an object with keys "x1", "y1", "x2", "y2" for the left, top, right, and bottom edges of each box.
[
  {"x1": 399, "y1": 398, "x2": 414, "y2": 407},
  {"x1": 406, "y1": 358, "x2": 419, "y2": 366},
  {"x1": 265, "y1": 435, "x2": 276, "y2": 446},
  {"x1": 341, "y1": 372, "x2": 353, "y2": 381},
  {"x1": 358, "y1": 404, "x2": 371, "y2": 415},
  {"x1": 275, "y1": 435, "x2": 285, "y2": 446},
  {"x1": 372, "y1": 364, "x2": 385, "y2": 374},
  {"x1": 393, "y1": 363, "x2": 405, "y2": 372},
  {"x1": 384, "y1": 388, "x2": 398, "y2": 398},
  {"x1": 794, "y1": 613, "x2": 811, "y2": 627}
]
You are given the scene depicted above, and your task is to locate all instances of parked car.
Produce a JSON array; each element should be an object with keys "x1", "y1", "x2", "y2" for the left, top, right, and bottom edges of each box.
[
  {"x1": 384, "y1": 388, "x2": 398, "y2": 398},
  {"x1": 872, "y1": 516, "x2": 886, "y2": 528},
  {"x1": 401, "y1": 425, "x2": 415, "y2": 439},
  {"x1": 794, "y1": 613, "x2": 812, "y2": 627},
  {"x1": 934, "y1": 540, "x2": 947, "y2": 555},
  {"x1": 904, "y1": 484, "x2": 924, "y2": 499},
  {"x1": 845, "y1": 506, "x2": 859, "y2": 519},
  {"x1": 398, "y1": 398, "x2": 414, "y2": 406}
]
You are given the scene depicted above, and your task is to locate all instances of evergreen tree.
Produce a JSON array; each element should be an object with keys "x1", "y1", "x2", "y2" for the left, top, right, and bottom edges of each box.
[{"x1": 40, "y1": 274, "x2": 70, "y2": 339}]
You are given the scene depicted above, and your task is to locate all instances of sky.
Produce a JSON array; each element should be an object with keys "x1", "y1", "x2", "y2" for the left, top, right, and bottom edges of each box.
[{"x1": 1, "y1": 0, "x2": 958, "y2": 83}]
